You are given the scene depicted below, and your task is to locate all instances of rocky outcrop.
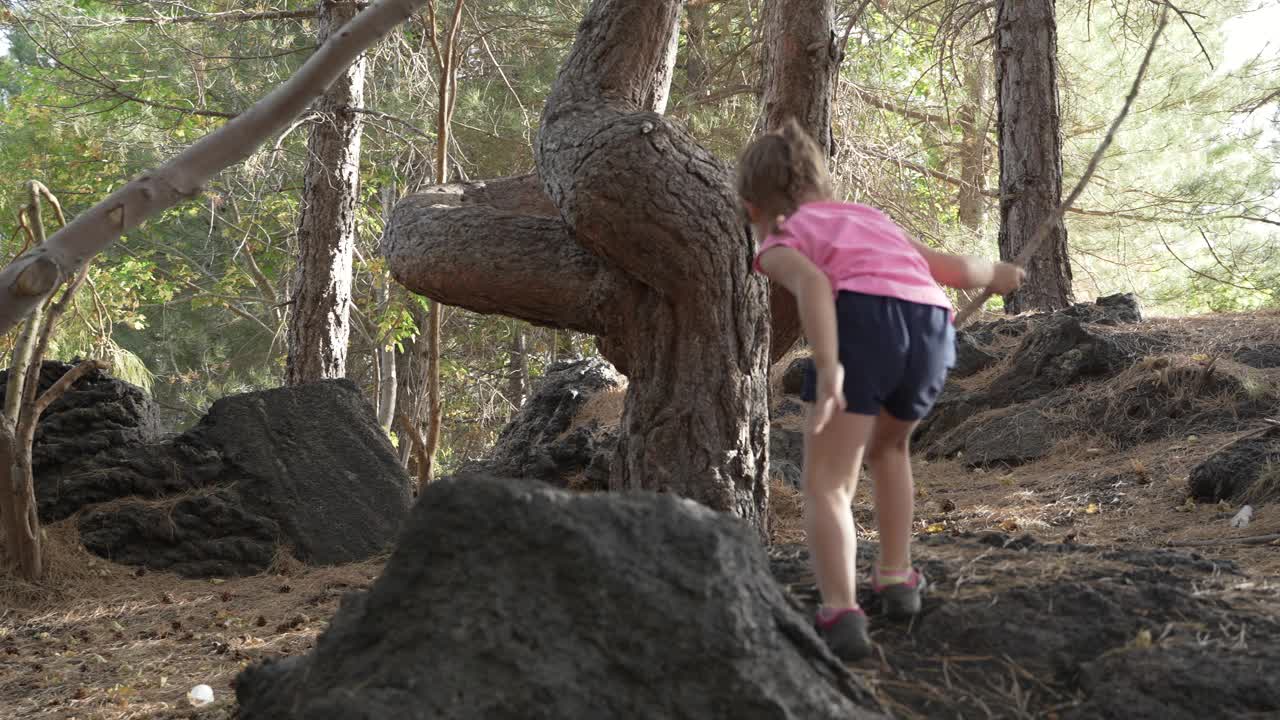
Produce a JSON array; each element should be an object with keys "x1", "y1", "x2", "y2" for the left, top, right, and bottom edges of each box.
[
  {"x1": 469, "y1": 358, "x2": 622, "y2": 490},
  {"x1": 16, "y1": 367, "x2": 413, "y2": 577},
  {"x1": 0, "y1": 361, "x2": 164, "y2": 521},
  {"x1": 771, "y1": 534, "x2": 1280, "y2": 719},
  {"x1": 1188, "y1": 425, "x2": 1280, "y2": 503},
  {"x1": 236, "y1": 474, "x2": 885, "y2": 719}
]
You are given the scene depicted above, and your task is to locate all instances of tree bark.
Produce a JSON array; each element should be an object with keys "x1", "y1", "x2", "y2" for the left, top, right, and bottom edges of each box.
[
  {"x1": 758, "y1": 0, "x2": 838, "y2": 363},
  {"x1": 423, "y1": 300, "x2": 442, "y2": 482},
  {"x1": 685, "y1": 4, "x2": 710, "y2": 95},
  {"x1": 0, "y1": 425, "x2": 39, "y2": 580},
  {"x1": 995, "y1": 0, "x2": 1074, "y2": 314},
  {"x1": 957, "y1": 54, "x2": 989, "y2": 233},
  {"x1": 1, "y1": 185, "x2": 49, "y2": 581},
  {"x1": 384, "y1": 0, "x2": 772, "y2": 535},
  {"x1": 286, "y1": 0, "x2": 367, "y2": 384},
  {"x1": 506, "y1": 325, "x2": 527, "y2": 415}
]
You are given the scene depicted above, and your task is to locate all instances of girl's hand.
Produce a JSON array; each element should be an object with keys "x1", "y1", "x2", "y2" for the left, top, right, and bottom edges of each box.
[
  {"x1": 989, "y1": 262, "x2": 1026, "y2": 294},
  {"x1": 809, "y1": 363, "x2": 847, "y2": 435}
]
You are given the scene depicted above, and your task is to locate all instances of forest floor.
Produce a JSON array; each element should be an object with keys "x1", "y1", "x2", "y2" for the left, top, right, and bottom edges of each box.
[{"x1": 1, "y1": 310, "x2": 1278, "y2": 719}]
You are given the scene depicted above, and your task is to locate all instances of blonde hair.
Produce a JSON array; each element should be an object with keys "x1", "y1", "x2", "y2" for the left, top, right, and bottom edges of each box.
[{"x1": 736, "y1": 118, "x2": 833, "y2": 233}]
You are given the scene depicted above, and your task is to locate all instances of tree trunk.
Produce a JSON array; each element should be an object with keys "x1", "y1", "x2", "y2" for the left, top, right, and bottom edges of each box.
[
  {"x1": 423, "y1": 301, "x2": 442, "y2": 482},
  {"x1": 506, "y1": 325, "x2": 527, "y2": 415},
  {"x1": 383, "y1": 0, "x2": 773, "y2": 536},
  {"x1": 1, "y1": 258, "x2": 45, "y2": 579},
  {"x1": 0, "y1": 421, "x2": 41, "y2": 580},
  {"x1": 375, "y1": 186, "x2": 398, "y2": 433},
  {"x1": 995, "y1": 0, "x2": 1073, "y2": 314},
  {"x1": 685, "y1": 4, "x2": 710, "y2": 95},
  {"x1": 758, "y1": 0, "x2": 838, "y2": 363},
  {"x1": 416, "y1": 0, "x2": 467, "y2": 485},
  {"x1": 285, "y1": 0, "x2": 368, "y2": 384},
  {"x1": 957, "y1": 55, "x2": 989, "y2": 233},
  {"x1": 375, "y1": 285, "x2": 398, "y2": 433}
]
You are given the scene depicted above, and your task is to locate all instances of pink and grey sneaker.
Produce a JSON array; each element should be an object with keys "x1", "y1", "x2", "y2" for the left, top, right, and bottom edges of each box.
[
  {"x1": 872, "y1": 566, "x2": 928, "y2": 621},
  {"x1": 814, "y1": 607, "x2": 872, "y2": 662}
]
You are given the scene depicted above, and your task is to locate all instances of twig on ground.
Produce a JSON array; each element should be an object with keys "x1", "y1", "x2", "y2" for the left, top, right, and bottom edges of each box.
[{"x1": 1166, "y1": 534, "x2": 1280, "y2": 548}]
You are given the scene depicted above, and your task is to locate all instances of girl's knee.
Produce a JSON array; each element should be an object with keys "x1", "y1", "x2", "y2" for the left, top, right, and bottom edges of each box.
[
  {"x1": 867, "y1": 436, "x2": 909, "y2": 464},
  {"x1": 802, "y1": 473, "x2": 855, "y2": 506}
]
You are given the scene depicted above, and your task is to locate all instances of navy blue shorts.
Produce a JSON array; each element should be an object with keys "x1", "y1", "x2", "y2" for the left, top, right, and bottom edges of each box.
[{"x1": 801, "y1": 291, "x2": 955, "y2": 421}]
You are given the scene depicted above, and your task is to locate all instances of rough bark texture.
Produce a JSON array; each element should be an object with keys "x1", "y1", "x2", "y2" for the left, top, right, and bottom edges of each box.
[
  {"x1": 995, "y1": 0, "x2": 1074, "y2": 314},
  {"x1": 505, "y1": 326, "x2": 528, "y2": 413},
  {"x1": 235, "y1": 475, "x2": 885, "y2": 719},
  {"x1": 286, "y1": 0, "x2": 367, "y2": 384},
  {"x1": 385, "y1": 0, "x2": 772, "y2": 532},
  {"x1": 0, "y1": 425, "x2": 36, "y2": 578},
  {"x1": 957, "y1": 56, "x2": 989, "y2": 232},
  {"x1": 759, "y1": 0, "x2": 838, "y2": 363}
]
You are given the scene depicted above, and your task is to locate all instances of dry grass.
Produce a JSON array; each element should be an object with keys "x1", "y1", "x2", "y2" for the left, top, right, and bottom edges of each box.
[
  {"x1": 570, "y1": 383, "x2": 626, "y2": 431},
  {"x1": 768, "y1": 479, "x2": 806, "y2": 545},
  {"x1": 0, "y1": 523, "x2": 117, "y2": 610},
  {"x1": 1244, "y1": 460, "x2": 1280, "y2": 506}
]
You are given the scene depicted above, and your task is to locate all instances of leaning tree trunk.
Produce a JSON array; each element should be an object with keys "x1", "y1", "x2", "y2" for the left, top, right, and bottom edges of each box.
[
  {"x1": 758, "y1": 0, "x2": 838, "y2": 363},
  {"x1": 995, "y1": 0, "x2": 1074, "y2": 314},
  {"x1": 285, "y1": 0, "x2": 367, "y2": 384},
  {"x1": 382, "y1": 0, "x2": 774, "y2": 535}
]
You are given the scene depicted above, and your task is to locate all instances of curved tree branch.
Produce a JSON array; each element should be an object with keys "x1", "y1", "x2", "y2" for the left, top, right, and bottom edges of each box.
[{"x1": 383, "y1": 188, "x2": 633, "y2": 337}]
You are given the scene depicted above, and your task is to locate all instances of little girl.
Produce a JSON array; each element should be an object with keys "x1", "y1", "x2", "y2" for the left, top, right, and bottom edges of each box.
[{"x1": 739, "y1": 120, "x2": 1023, "y2": 661}]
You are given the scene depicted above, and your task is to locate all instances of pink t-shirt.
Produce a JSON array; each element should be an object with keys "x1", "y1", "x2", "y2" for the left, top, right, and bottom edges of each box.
[{"x1": 753, "y1": 201, "x2": 952, "y2": 314}]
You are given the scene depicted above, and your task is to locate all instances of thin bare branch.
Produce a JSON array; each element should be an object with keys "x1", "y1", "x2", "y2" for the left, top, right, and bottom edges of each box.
[{"x1": 73, "y1": 8, "x2": 315, "y2": 28}]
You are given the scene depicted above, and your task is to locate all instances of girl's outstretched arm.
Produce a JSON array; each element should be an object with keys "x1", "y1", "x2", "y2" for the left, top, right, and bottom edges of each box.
[
  {"x1": 757, "y1": 247, "x2": 846, "y2": 433},
  {"x1": 905, "y1": 237, "x2": 1023, "y2": 292}
]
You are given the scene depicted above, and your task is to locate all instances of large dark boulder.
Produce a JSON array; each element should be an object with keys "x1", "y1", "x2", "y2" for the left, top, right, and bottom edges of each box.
[
  {"x1": 1234, "y1": 343, "x2": 1280, "y2": 369},
  {"x1": 951, "y1": 331, "x2": 999, "y2": 378},
  {"x1": 79, "y1": 489, "x2": 281, "y2": 577},
  {"x1": 780, "y1": 356, "x2": 812, "y2": 396},
  {"x1": 985, "y1": 315, "x2": 1129, "y2": 407},
  {"x1": 1188, "y1": 425, "x2": 1280, "y2": 503},
  {"x1": 471, "y1": 358, "x2": 622, "y2": 489},
  {"x1": 23, "y1": 374, "x2": 412, "y2": 577},
  {"x1": 770, "y1": 427, "x2": 804, "y2": 487},
  {"x1": 236, "y1": 474, "x2": 884, "y2": 720},
  {"x1": 1067, "y1": 292, "x2": 1143, "y2": 325},
  {"x1": 929, "y1": 402, "x2": 1058, "y2": 466},
  {"x1": 0, "y1": 361, "x2": 165, "y2": 520}
]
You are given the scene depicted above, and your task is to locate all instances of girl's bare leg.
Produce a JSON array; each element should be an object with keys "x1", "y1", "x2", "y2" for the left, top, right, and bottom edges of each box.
[
  {"x1": 864, "y1": 409, "x2": 921, "y2": 572},
  {"x1": 802, "y1": 409, "x2": 877, "y2": 610}
]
